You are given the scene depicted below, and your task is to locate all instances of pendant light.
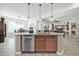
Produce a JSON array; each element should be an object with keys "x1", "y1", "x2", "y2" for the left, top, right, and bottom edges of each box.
[
  {"x1": 51, "y1": 3, "x2": 53, "y2": 18},
  {"x1": 39, "y1": 4, "x2": 42, "y2": 19},
  {"x1": 28, "y1": 3, "x2": 30, "y2": 18}
]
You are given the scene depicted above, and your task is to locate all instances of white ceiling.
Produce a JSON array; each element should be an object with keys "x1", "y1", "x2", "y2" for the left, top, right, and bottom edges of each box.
[
  {"x1": 0, "y1": 3, "x2": 51, "y2": 19},
  {"x1": 53, "y1": 3, "x2": 73, "y2": 15},
  {"x1": 0, "y1": 3, "x2": 79, "y2": 21}
]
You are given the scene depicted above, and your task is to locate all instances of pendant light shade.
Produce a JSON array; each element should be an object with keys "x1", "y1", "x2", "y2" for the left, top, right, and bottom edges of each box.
[
  {"x1": 51, "y1": 3, "x2": 53, "y2": 18},
  {"x1": 39, "y1": 4, "x2": 42, "y2": 19},
  {"x1": 28, "y1": 3, "x2": 30, "y2": 18}
]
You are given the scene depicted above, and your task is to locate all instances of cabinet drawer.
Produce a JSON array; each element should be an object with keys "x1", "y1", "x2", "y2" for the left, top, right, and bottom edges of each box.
[
  {"x1": 35, "y1": 35, "x2": 44, "y2": 40},
  {"x1": 44, "y1": 35, "x2": 57, "y2": 40}
]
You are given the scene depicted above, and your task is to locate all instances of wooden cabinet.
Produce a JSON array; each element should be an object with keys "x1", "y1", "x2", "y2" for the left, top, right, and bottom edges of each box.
[
  {"x1": 35, "y1": 35, "x2": 45, "y2": 52},
  {"x1": 0, "y1": 22, "x2": 3, "y2": 33},
  {"x1": 35, "y1": 35, "x2": 57, "y2": 52},
  {"x1": 0, "y1": 21, "x2": 6, "y2": 42},
  {"x1": 45, "y1": 35, "x2": 57, "y2": 52},
  {"x1": 0, "y1": 34, "x2": 4, "y2": 42}
]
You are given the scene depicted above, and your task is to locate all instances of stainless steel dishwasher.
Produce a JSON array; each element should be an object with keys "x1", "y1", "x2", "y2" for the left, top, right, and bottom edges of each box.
[{"x1": 22, "y1": 35, "x2": 34, "y2": 52}]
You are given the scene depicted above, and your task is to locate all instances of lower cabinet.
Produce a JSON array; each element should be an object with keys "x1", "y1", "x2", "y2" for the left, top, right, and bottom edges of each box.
[
  {"x1": 0, "y1": 34, "x2": 4, "y2": 42},
  {"x1": 45, "y1": 36, "x2": 57, "y2": 52},
  {"x1": 35, "y1": 35, "x2": 57, "y2": 52},
  {"x1": 35, "y1": 35, "x2": 45, "y2": 52}
]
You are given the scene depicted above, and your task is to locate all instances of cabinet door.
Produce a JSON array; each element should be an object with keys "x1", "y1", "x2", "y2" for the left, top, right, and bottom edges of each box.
[
  {"x1": 35, "y1": 35, "x2": 45, "y2": 52},
  {"x1": 0, "y1": 22, "x2": 3, "y2": 33},
  {"x1": 45, "y1": 35, "x2": 57, "y2": 52},
  {"x1": 0, "y1": 22, "x2": 5, "y2": 42}
]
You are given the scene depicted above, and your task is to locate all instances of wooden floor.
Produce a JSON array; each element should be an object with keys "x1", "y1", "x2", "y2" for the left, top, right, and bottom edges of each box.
[{"x1": 0, "y1": 36, "x2": 79, "y2": 56}]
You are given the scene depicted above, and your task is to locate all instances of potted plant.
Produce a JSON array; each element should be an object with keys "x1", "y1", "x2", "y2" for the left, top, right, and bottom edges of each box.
[{"x1": 0, "y1": 16, "x2": 5, "y2": 22}]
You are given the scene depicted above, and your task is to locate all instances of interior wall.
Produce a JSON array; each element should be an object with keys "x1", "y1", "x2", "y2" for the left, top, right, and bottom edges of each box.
[
  {"x1": 54, "y1": 7, "x2": 79, "y2": 36},
  {"x1": 4, "y1": 17, "x2": 27, "y2": 37},
  {"x1": 54, "y1": 7, "x2": 79, "y2": 22}
]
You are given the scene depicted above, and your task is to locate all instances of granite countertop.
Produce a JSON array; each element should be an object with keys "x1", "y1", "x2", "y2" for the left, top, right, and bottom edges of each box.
[{"x1": 15, "y1": 32, "x2": 64, "y2": 36}]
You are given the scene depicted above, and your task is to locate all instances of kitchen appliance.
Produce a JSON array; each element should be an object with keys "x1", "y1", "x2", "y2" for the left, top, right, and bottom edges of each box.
[
  {"x1": 22, "y1": 35, "x2": 34, "y2": 52},
  {"x1": 36, "y1": 30, "x2": 44, "y2": 34},
  {"x1": 44, "y1": 26, "x2": 49, "y2": 34},
  {"x1": 29, "y1": 27, "x2": 34, "y2": 33}
]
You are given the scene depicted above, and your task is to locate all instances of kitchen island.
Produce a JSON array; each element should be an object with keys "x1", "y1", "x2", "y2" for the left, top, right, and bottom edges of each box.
[{"x1": 15, "y1": 32, "x2": 65, "y2": 55}]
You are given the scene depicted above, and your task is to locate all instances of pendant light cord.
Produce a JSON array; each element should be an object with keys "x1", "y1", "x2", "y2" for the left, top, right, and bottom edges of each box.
[
  {"x1": 28, "y1": 3, "x2": 30, "y2": 18},
  {"x1": 39, "y1": 4, "x2": 41, "y2": 19},
  {"x1": 51, "y1": 3, "x2": 53, "y2": 18}
]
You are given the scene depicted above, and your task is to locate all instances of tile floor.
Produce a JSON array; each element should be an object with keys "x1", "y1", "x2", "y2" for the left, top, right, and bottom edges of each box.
[
  {"x1": 0, "y1": 37, "x2": 15, "y2": 56},
  {"x1": 0, "y1": 36, "x2": 79, "y2": 56},
  {"x1": 63, "y1": 36, "x2": 79, "y2": 56}
]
